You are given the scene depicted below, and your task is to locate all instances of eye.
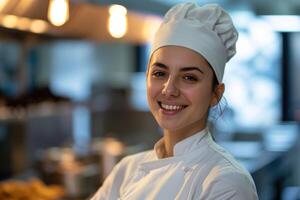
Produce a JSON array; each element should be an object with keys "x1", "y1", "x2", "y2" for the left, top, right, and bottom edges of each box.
[
  {"x1": 183, "y1": 75, "x2": 198, "y2": 82},
  {"x1": 152, "y1": 71, "x2": 166, "y2": 78}
]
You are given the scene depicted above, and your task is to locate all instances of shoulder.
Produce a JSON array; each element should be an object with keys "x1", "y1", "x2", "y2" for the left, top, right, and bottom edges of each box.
[
  {"x1": 203, "y1": 138, "x2": 254, "y2": 183},
  {"x1": 199, "y1": 140, "x2": 258, "y2": 199},
  {"x1": 208, "y1": 168, "x2": 255, "y2": 190},
  {"x1": 201, "y1": 169, "x2": 258, "y2": 200}
]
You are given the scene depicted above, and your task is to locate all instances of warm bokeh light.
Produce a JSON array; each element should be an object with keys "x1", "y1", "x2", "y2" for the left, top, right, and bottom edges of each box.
[
  {"x1": 103, "y1": 138, "x2": 124, "y2": 156},
  {"x1": 1, "y1": 14, "x2": 18, "y2": 28},
  {"x1": 108, "y1": 4, "x2": 127, "y2": 16},
  {"x1": 16, "y1": 17, "x2": 31, "y2": 31},
  {"x1": 0, "y1": 0, "x2": 9, "y2": 12},
  {"x1": 0, "y1": 14, "x2": 49, "y2": 34},
  {"x1": 108, "y1": 4, "x2": 127, "y2": 38},
  {"x1": 48, "y1": 0, "x2": 69, "y2": 26},
  {"x1": 30, "y1": 19, "x2": 49, "y2": 33}
]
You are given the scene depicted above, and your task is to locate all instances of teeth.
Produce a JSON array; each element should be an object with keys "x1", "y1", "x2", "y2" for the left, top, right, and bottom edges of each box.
[{"x1": 161, "y1": 103, "x2": 184, "y2": 111}]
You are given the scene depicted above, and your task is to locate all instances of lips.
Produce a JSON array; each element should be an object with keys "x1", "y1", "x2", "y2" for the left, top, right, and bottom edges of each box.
[{"x1": 158, "y1": 101, "x2": 187, "y2": 114}]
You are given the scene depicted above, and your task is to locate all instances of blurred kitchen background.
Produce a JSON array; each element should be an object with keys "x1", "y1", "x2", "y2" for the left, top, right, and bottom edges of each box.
[{"x1": 0, "y1": 0, "x2": 300, "y2": 199}]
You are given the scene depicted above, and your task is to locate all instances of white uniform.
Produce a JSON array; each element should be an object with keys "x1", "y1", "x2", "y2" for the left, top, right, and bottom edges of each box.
[{"x1": 91, "y1": 128, "x2": 258, "y2": 200}]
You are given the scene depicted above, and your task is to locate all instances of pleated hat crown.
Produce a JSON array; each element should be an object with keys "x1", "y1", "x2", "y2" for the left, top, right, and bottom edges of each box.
[{"x1": 151, "y1": 2, "x2": 239, "y2": 83}]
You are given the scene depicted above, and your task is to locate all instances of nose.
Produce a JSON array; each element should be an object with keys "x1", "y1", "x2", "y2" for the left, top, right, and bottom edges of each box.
[{"x1": 162, "y1": 77, "x2": 180, "y2": 97}]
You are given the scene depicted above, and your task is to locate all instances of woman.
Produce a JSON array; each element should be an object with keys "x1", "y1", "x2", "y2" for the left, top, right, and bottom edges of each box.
[{"x1": 92, "y1": 2, "x2": 258, "y2": 200}]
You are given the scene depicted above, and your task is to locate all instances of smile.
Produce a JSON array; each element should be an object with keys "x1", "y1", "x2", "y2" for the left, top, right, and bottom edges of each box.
[{"x1": 158, "y1": 101, "x2": 187, "y2": 112}]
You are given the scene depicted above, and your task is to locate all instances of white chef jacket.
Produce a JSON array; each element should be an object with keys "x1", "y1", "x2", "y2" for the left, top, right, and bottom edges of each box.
[{"x1": 91, "y1": 128, "x2": 258, "y2": 200}]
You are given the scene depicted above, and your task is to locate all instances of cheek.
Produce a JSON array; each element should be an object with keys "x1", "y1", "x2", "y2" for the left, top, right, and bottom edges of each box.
[
  {"x1": 184, "y1": 86, "x2": 213, "y2": 107},
  {"x1": 146, "y1": 80, "x2": 160, "y2": 103}
]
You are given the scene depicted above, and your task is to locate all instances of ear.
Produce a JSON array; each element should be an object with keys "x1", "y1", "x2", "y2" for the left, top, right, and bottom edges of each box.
[{"x1": 210, "y1": 83, "x2": 225, "y2": 107}]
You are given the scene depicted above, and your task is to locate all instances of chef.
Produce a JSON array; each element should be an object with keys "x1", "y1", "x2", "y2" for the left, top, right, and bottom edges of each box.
[{"x1": 91, "y1": 2, "x2": 258, "y2": 200}]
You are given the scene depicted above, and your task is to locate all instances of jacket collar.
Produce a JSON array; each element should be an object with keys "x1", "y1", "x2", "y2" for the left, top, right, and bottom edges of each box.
[
  {"x1": 154, "y1": 127, "x2": 209, "y2": 159},
  {"x1": 140, "y1": 128, "x2": 212, "y2": 172}
]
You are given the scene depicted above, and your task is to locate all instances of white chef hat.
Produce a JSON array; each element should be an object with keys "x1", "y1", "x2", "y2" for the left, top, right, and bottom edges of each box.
[{"x1": 150, "y1": 2, "x2": 238, "y2": 83}]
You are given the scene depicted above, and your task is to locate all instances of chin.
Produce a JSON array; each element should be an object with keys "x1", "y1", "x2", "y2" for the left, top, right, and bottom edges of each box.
[
  {"x1": 157, "y1": 121, "x2": 183, "y2": 132},
  {"x1": 158, "y1": 118, "x2": 207, "y2": 134}
]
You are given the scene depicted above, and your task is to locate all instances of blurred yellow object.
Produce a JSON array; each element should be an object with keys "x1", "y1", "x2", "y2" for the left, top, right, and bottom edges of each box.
[
  {"x1": 108, "y1": 4, "x2": 127, "y2": 38},
  {"x1": 48, "y1": 0, "x2": 69, "y2": 26},
  {"x1": 0, "y1": 178, "x2": 64, "y2": 200},
  {"x1": 30, "y1": 19, "x2": 49, "y2": 34},
  {"x1": 1, "y1": 14, "x2": 18, "y2": 28}
]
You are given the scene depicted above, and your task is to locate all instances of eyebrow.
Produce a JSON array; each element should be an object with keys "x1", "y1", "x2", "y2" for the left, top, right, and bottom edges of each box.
[{"x1": 151, "y1": 62, "x2": 204, "y2": 74}]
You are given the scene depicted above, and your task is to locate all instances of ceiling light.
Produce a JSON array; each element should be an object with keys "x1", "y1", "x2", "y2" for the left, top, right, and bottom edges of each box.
[
  {"x1": 48, "y1": 0, "x2": 69, "y2": 26},
  {"x1": 2, "y1": 14, "x2": 18, "y2": 29},
  {"x1": 0, "y1": 0, "x2": 9, "y2": 12},
  {"x1": 108, "y1": 4, "x2": 128, "y2": 38},
  {"x1": 30, "y1": 19, "x2": 49, "y2": 33}
]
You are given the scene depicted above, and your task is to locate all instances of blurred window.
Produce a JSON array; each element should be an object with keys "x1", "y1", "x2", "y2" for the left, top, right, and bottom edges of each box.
[{"x1": 213, "y1": 12, "x2": 282, "y2": 131}]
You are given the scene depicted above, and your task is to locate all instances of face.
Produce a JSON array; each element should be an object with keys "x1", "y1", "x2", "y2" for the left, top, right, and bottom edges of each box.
[{"x1": 147, "y1": 46, "x2": 223, "y2": 137}]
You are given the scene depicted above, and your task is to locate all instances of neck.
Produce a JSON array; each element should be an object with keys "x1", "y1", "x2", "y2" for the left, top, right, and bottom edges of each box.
[
  {"x1": 163, "y1": 131, "x2": 176, "y2": 157},
  {"x1": 162, "y1": 126, "x2": 207, "y2": 158}
]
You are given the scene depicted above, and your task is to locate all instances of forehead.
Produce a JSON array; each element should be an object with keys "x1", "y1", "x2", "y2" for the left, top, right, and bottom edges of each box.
[{"x1": 150, "y1": 46, "x2": 211, "y2": 70}]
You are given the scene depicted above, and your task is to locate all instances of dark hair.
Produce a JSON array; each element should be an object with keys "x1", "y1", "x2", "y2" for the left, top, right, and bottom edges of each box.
[{"x1": 212, "y1": 73, "x2": 219, "y2": 92}]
